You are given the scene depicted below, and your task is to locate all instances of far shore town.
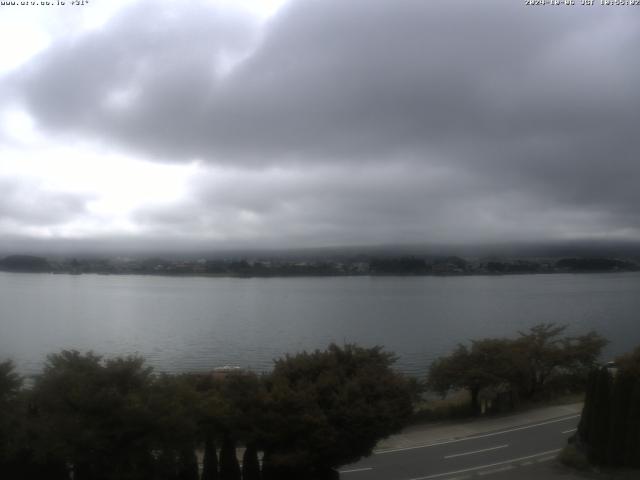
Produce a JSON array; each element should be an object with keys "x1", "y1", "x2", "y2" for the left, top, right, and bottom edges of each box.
[{"x1": 0, "y1": 253, "x2": 638, "y2": 277}]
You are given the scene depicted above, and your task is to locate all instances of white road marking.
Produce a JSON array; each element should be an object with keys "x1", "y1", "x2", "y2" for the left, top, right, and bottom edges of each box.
[
  {"x1": 339, "y1": 467, "x2": 373, "y2": 474},
  {"x1": 375, "y1": 415, "x2": 579, "y2": 455},
  {"x1": 407, "y1": 448, "x2": 561, "y2": 480},
  {"x1": 444, "y1": 444, "x2": 509, "y2": 459},
  {"x1": 478, "y1": 465, "x2": 515, "y2": 476},
  {"x1": 562, "y1": 428, "x2": 577, "y2": 434}
]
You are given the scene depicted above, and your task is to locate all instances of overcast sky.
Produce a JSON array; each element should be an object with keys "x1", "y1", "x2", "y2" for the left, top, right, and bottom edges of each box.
[{"x1": 1, "y1": 0, "x2": 639, "y2": 253}]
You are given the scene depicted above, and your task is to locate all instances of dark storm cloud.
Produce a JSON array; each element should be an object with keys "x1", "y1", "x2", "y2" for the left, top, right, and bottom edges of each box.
[
  {"x1": 13, "y1": 0, "x2": 256, "y2": 150},
  {"x1": 131, "y1": 164, "x2": 614, "y2": 247},
  {"x1": 15, "y1": 0, "x2": 637, "y2": 161},
  {"x1": 132, "y1": 165, "x2": 474, "y2": 245},
  {"x1": 5, "y1": 0, "x2": 640, "y2": 245}
]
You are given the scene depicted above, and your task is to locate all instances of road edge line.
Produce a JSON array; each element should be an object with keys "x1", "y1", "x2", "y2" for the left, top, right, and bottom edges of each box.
[
  {"x1": 375, "y1": 414, "x2": 579, "y2": 455},
  {"x1": 407, "y1": 448, "x2": 562, "y2": 480}
]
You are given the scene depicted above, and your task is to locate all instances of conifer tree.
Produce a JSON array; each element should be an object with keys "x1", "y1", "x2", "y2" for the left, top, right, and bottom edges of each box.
[
  {"x1": 577, "y1": 369, "x2": 597, "y2": 444},
  {"x1": 588, "y1": 367, "x2": 611, "y2": 465},
  {"x1": 624, "y1": 382, "x2": 640, "y2": 468},
  {"x1": 201, "y1": 435, "x2": 219, "y2": 480},
  {"x1": 219, "y1": 436, "x2": 241, "y2": 480},
  {"x1": 576, "y1": 346, "x2": 640, "y2": 468},
  {"x1": 241, "y1": 444, "x2": 261, "y2": 480},
  {"x1": 177, "y1": 446, "x2": 199, "y2": 480},
  {"x1": 156, "y1": 449, "x2": 179, "y2": 480},
  {"x1": 606, "y1": 372, "x2": 633, "y2": 465}
]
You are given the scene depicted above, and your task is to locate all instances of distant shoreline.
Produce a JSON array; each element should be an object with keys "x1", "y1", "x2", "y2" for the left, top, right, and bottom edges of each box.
[
  {"x1": 2, "y1": 254, "x2": 638, "y2": 278},
  {"x1": 1, "y1": 269, "x2": 639, "y2": 279}
]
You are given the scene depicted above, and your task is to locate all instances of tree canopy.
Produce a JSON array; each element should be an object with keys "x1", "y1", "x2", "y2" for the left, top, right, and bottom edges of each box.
[
  {"x1": 576, "y1": 345, "x2": 640, "y2": 468},
  {"x1": 428, "y1": 339, "x2": 522, "y2": 413},
  {"x1": 261, "y1": 344, "x2": 416, "y2": 477},
  {"x1": 0, "y1": 361, "x2": 21, "y2": 401},
  {"x1": 427, "y1": 324, "x2": 607, "y2": 413},
  {"x1": 0, "y1": 344, "x2": 415, "y2": 480}
]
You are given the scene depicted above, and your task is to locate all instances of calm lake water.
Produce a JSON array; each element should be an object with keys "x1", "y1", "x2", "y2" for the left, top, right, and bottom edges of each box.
[{"x1": 1, "y1": 272, "x2": 639, "y2": 376}]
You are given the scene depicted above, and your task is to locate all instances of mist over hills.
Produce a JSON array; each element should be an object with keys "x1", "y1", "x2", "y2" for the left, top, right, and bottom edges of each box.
[
  {"x1": 2, "y1": 239, "x2": 640, "y2": 278},
  {"x1": 2, "y1": 239, "x2": 640, "y2": 263}
]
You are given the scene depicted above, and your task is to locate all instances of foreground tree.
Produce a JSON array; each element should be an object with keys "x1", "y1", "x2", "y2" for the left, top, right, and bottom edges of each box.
[
  {"x1": 428, "y1": 324, "x2": 608, "y2": 413},
  {"x1": 575, "y1": 345, "x2": 640, "y2": 468},
  {"x1": 176, "y1": 447, "x2": 198, "y2": 480},
  {"x1": 201, "y1": 434, "x2": 219, "y2": 480},
  {"x1": 0, "y1": 361, "x2": 24, "y2": 478},
  {"x1": 0, "y1": 361, "x2": 21, "y2": 401},
  {"x1": 219, "y1": 435, "x2": 241, "y2": 480},
  {"x1": 147, "y1": 374, "x2": 202, "y2": 480},
  {"x1": 201, "y1": 370, "x2": 266, "y2": 480},
  {"x1": 428, "y1": 339, "x2": 521, "y2": 414},
  {"x1": 30, "y1": 351, "x2": 165, "y2": 480},
  {"x1": 515, "y1": 324, "x2": 607, "y2": 398},
  {"x1": 242, "y1": 444, "x2": 261, "y2": 480},
  {"x1": 260, "y1": 344, "x2": 415, "y2": 478}
]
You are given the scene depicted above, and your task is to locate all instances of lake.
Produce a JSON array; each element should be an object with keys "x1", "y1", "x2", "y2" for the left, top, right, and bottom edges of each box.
[{"x1": 1, "y1": 272, "x2": 639, "y2": 376}]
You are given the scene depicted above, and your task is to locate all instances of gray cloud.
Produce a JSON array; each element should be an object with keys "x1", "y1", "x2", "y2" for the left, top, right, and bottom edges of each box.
[
  {"x1": 15, "y1": 0, "x2": 636, "y2": 161},
  {"x1": 3, "y1": 0, "x2": 640, "y2": 247},
  {"x1": 130, "y1": 162, "x2": 636, "y2": 248},
  {"x1": 14, "y1": 0, "x2": 256, "y2": 150},
  {"x1": 0, "y1": 178, "x2": 90, "y2": 227}
]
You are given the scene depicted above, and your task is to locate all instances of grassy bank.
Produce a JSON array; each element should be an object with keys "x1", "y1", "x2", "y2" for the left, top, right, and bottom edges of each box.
[{"x1": 410, "y1": 391, "x2": 585, "y2": 425}]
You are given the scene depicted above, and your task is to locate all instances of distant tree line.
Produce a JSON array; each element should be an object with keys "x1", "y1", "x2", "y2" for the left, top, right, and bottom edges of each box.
[
  {"x1": 369, "y1": 257, "x2": 432, "y2": 274},
  {"x1": 485, "y1": 261, "x2": 540, "y2": 273},
  {"x1": 0, "y1": 345, "x2": 416, "y2": 480},
  {"x1": 369, "y1": 256, "x2": 470, "y2": 275},
  {"x1": 0, "y1": 255, "x2": 51, "y2": 273},
  {"x1": 573, "y1": 346, "x2": 640, "y2": 468},
  {"x1": 207, "y1": 260, "x2": 341, "y2": 277},
  {"x1": 555, "y1": 258, "x2": 637, "y2": 272},
  {"x1": 1, "y1": 254, "x2": 638, "y2": 276},
  {"x1": 427, "y1": 324, "x2": 608, "y2": 414}
]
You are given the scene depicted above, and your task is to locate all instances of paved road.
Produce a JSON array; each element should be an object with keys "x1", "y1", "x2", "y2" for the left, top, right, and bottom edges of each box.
[{"x1": 339, "y1": 414, "x2": 580, "y2": 480}]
